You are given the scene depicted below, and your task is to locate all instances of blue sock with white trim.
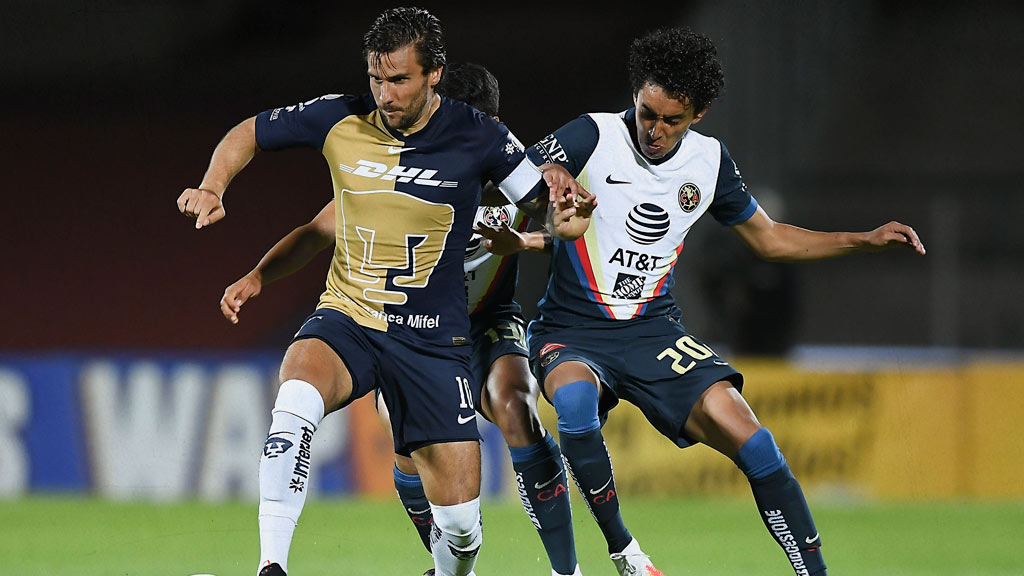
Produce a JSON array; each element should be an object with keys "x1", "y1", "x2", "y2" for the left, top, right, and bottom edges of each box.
[
  {"x1": 553, "y1": 380, "x2": 632, "y2": 554},
  {"x1": 394, "y1": 465, "x2": 432, "y2": 553},
  {"x1": 509, "y1": 433, "x2": 578, "y2": 575},
  {"x1": 736, "y1": 428, "x2": 827, "y2": 576}
]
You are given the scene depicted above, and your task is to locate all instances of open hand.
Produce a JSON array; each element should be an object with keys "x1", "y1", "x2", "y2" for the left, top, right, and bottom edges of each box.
[{"x1": 865, "y1": 221, "x2": 926, "y2": 255}]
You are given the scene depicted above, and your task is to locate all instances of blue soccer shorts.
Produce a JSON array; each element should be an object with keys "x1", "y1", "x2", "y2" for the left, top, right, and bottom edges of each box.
[
  {"x1": 294, "y1": 307, "x2": 480, "y2": 456},
  {"x1": 529, "y1": 312, "x2": 743, "y2": 448}
]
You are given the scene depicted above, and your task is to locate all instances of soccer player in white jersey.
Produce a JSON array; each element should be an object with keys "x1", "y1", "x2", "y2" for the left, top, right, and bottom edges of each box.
[
  {"x1": 178, "y1": 8, "x2": 592, "y2": 576},
  {"x1": 219, "y1": 62, "x2": 583, "y2": 576},
  {"x1": 480, "y1": 28, "x2": 925, "y2": 576}
]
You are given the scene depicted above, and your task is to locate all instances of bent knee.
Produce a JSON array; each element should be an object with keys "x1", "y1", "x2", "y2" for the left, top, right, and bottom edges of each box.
[
  {"x1": 279, "y1": 338, "x2": 353, "y2": 411},
  {"x1": 431, "y1": 498, "x2": 481, "y2": 538}
]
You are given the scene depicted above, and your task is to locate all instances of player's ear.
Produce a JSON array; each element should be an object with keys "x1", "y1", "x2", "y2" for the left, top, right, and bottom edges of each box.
[
  {"x1": 428, "y1": 65, "x2": 443, "y2": 89},
  {"x1": 691, "y1": 105, "x2": 708, "y2": 125}
]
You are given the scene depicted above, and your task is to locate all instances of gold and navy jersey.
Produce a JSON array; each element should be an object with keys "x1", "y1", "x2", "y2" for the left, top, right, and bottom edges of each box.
[
  {"x1": 527, "y1": 108, "x2": 758, "y2": 325},
  {"x1": 256, "y1": 93, "x2": 543, "y2": 345}
]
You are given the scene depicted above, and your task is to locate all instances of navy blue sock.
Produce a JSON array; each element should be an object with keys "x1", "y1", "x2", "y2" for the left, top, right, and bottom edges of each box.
[
  {"x1": 393, "y1": 465, "x2": 432, "y2": 553},
  {"x1": 509, "y1": 433, "x2": 578, "y2": 575},
  {"x1": 736, "y1": 428, "x2": 827, "y2": 576},
  {"x1": 553, "y1": 381, "x2": 632, "y2": 554}
]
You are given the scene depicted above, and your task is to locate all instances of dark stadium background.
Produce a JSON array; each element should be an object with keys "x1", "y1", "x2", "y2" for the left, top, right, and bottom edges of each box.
[{"x1": 3, "y1": 1, "x2": 1022, "y2": 352}]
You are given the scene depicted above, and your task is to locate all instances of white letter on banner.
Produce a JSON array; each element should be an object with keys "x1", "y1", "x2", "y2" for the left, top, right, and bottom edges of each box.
[
  {"x1": 198, "y1": 365, "x2": 269, "y2": 500},
  {"x1": 81, "y1": 361, "x2": 205, "y2": 500},
  {"x1": 0, "y1": 370, "x2": 29, "y2": 495}
]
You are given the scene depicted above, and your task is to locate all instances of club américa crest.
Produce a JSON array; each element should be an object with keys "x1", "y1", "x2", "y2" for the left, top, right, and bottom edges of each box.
[
  {"x1": 482, "y1": 206, "x2": 512, "y2": 228},
  {"x1": 678, "y1": 183, "x2": 700, "y2": 213}
]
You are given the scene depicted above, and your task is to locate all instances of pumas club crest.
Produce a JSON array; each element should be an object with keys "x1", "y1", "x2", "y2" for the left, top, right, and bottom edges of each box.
[{"x1": 678, "y1": 183, "x2": 700, "y2": 213}]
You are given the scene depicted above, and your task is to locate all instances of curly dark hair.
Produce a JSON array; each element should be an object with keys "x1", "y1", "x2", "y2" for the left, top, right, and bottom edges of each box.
[
  {"x1": 628, "y1": 28, "x2": 724, "y2": 113},
  {"x1": 362, "y1": 7, "x2": 446, "y2": 73},
  {"x1": 436, "y1": 62, "x2": 500, "y2": 117}
]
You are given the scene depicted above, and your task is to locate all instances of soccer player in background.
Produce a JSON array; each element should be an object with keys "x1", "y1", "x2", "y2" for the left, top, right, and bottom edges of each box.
[
  {"x1": 177, "y1": 8, "x2": 591, "y2": 576},
  {"x1": 479, "y1": 28, "x2": 926, "y2": 576},
  {"x1": 219, "y1": 62, "x2": 583, "y2": 576}
]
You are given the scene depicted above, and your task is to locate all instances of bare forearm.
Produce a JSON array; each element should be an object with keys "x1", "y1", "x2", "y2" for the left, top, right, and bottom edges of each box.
[
  {"x1": 759, "y1": 224, "x2": 867, "y2": 262},
  {"x1": 253, "y1": 227, "x2": 332, "y2": 286},
  {"x1": 522, "y1": 231, "x2": 552, "y2": 253},
  {"x1": 198, "y1": 116, "x2": 258, "y2": 196}
]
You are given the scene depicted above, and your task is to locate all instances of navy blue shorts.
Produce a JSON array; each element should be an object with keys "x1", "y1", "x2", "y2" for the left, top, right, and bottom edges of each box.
[
  {"x1": 373, "y1": 304, "x2": 529, "y2": 425},
  {"x1": 468, "y1": 304, "x2": 529, "y2": 397},
  {"x1": 529, "y1": 313, "x2": 743, "y2": 448},
  {"x1": 294, "y1": 308, "x2": 480, "y2": 456}
]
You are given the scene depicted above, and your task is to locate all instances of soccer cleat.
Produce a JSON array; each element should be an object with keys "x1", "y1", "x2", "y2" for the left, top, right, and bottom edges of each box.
[
  {"x1": 610, "y1": 538, "x2": 665, "y2": 576},
  {"x1": 554, "y1": 564, "x2": 583, "y2": 576},
  {"x1": 422, "y1": 570, "x2": 435, "y2": 576},
  {"x1": 258, "y1": 562, "x2": 286, "y2": 576}
]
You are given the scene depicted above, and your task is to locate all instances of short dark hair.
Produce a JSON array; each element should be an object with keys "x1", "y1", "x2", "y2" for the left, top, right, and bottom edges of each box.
[
  {"x1": 628, "y1": 28, "x2": 724, "y2": 113},
  {"x1": 436, "y1": 62, "x2": 500, "y2": 117},
  {"x1": 362, "y1": 7, "x2": 446, "y2": 74}
]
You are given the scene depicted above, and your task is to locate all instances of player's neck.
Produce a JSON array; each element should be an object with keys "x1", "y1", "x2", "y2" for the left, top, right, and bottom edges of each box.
[{"x1": 397, "y1": 93, "x2": 441, "y2": 136}]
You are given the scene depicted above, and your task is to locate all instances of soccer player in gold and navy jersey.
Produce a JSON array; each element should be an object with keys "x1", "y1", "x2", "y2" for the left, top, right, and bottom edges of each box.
[
  {"x1": 219, "y1": 62, "x2": 583, "y2": 576},
  {"x1": 177, "y1": 8, "x2": 593, "y2": 576}
]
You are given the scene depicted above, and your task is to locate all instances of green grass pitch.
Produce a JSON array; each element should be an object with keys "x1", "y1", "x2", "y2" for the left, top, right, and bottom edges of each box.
[{"x1": 3, "y1": 496, "x2": 1021, "y2": 575}]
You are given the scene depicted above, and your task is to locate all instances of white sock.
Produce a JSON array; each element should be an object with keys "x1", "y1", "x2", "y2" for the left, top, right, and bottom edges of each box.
[
  {"x1": 430, "y1": 497, "x2": 483, "y2": 576},
  {"x1": 257, "y1": 379, "x2": 325, "y2": 575}
]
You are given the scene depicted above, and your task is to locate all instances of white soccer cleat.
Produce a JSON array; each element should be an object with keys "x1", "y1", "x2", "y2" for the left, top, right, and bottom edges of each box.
[
  {"x1": 610, "y1": 538, "x2": 665, "y2": 576},
  {"x1": 553, "y1": 564, "x2": 583, "y2": 576}
]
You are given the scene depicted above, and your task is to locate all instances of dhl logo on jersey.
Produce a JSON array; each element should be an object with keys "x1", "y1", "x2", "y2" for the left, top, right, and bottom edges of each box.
[{"x1": 338, "y1": 159, "x2": 459, "y2": 188}]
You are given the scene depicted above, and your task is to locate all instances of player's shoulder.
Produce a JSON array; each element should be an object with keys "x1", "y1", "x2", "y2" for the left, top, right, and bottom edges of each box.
[
  {"x1": 681, "y1": 127, "x2": 725, "y2": 158},
  {"x1": 263, "y1": 93, "x2": 375, "y2": 127},
  {"x1": 439, "y1": 96, "x2": 503, "y2": 134}
]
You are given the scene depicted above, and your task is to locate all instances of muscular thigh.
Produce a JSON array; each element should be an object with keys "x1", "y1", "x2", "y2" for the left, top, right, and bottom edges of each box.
[
  {"x1": 286, "y1": 308, "x2": 382, "y2": 414},
  {"x1": 373, "y1": 333, "x2": 481, "y2": 457},
  {"x1": 410, "y1": 440, "x2": 481, "y2": 506}
]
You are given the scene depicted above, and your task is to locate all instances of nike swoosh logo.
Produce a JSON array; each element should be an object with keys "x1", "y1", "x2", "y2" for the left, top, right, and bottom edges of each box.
[
  {"x1": 534, "y1": 471, "x2": 563, "y2": 490},
  {"x1": 407, "y1": 507, "x2": 431, "y2": 515},
  {"x1": 589, "y1": 476, "x2": 613, "y2": 495},
  {"x1": 388, "y1": 146, "x2": 416, "y2": 154},
  {"x1": 457, "y1": 413, "x2": 476, "y2": 425},
  {"x1": 605, "y1": 175, "x2": 631, "y2": 184},
  {"x1": 805, "y1": 533, "x2": 819, "y2": 544},
  {"x1": 713, "y1": 360, "x2": 729, "y2": 366}
]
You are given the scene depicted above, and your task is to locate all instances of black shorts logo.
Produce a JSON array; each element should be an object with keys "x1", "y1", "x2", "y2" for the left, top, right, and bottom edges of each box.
[
  {"x1": 540, "y1": 350, "x2": 560, "y2": 367},
  {"x1": 678, "y1": 183, "x2": 701, "y2": 213},
  {"x1": 613, "y1": 273, "x2": 645, "y2": 299}
]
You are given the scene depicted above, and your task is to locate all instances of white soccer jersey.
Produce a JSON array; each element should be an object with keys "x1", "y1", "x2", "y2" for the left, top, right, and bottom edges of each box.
[
  {"x1": 463, "y1": 204, "x2": 526, "y2": 316},
  {"x1": 528, "y1": 109, "x2": 758, "y2": 323}
]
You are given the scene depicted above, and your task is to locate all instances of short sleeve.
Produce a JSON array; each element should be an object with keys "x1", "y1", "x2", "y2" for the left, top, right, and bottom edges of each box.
[
  {"x1": 709, "y1": 142, "x2": 758, "y2": 226},
  {"x1": 526, "y1": 115, "x2": 600, "y2": 178},
  {"x1": 479, "y1": 121, "x2": 543, "y2": 205},
  {"x1": 255, "y1": 94, "x2": 353, "y2": 152}
]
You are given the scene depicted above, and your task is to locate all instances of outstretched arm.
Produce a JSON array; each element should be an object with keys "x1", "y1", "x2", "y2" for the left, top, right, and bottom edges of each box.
[
  {"x1": 731, "y1": 206, "x2": 926, "y2": 262},
  {"x1": 514, "y1": 163, "x2": 596, "y2": 241},
  {"x1": 178, "y1": 116, "x2": 258, "y2": 229},
  {"x1": 475, "y1": 225, "x2": 551, "y2": 255},
  {"x1": 220, "y1": 202, "x2": 335, "y2": 324}
]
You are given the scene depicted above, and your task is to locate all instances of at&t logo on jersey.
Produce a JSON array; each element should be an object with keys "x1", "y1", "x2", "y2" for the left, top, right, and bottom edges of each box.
[
  {"x1": 678, "y1": 183, "x2": 701, "y2": 212},
  {"x1": 626, "y1": 203, "x2": 670, "y2": 245},
  {"x1": 339, "y1": 159, "x2": 458, "y2": 187}
]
